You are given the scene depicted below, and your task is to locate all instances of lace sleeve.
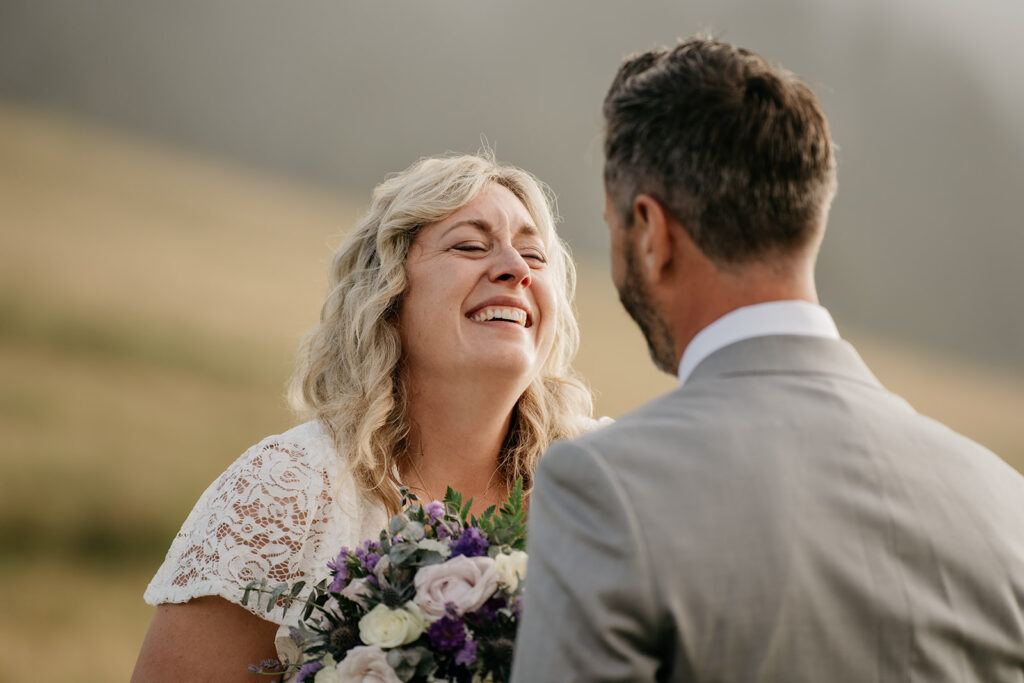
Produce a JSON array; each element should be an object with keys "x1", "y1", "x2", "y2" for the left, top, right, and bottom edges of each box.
[{"x1": 143, "y1": 432, "x2": 335, "y2": 623}]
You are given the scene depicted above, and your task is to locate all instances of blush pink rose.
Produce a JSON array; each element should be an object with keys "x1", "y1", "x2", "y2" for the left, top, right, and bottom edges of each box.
[
  {"x1": 340, "y1": 576, "x2": 374, "y2": 607},
  {"x1": 335, "y1": 646, "x2": 401, "y2": 682},
  {"x1": 413, "y1": 555, "x2": 498, "y2": 620}
]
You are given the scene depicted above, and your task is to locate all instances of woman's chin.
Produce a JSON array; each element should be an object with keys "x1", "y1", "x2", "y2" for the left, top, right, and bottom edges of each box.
[{"x1": 461, "y1": 351, "x2": 540, "y2": 387}]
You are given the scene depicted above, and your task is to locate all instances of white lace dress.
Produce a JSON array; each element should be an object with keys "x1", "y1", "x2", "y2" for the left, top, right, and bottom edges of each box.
[
  {"x1": 144, "y1": 420, "x2": 389, "y2": 628},
  {"x1": 144, "y1": 415, "x2": 611, "y2": 673}
]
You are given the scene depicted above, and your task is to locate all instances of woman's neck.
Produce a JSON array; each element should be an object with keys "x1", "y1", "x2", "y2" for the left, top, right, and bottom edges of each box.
[{"x1": 401, "y1": 372, "x2": 523, "y2": 511}]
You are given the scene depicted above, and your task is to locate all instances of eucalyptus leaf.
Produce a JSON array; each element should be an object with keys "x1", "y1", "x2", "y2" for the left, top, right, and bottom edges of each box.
[
  {"x1": 283, "y1": 580, "x2": 307, "y2": 611},
  {"x1": 415, "y1": 549, "x2": 444, "y2": 566},
  {"x1": 414, "y1": 649, "x2": 437, "y2": 677},
  {"x1": 390, "y1": 542, "x2": 418, "y2": 565},
  {"x1": 267, "y1": 583, "x2": 289, "y2": 612},
  {"x1": 403, "y1": 520, "x2": 425, "y2": 541},
  {"x1": 387, "y1": 646, "x2": 434, "y2": 682},
  {"x1": 241, "y1": 579, "x2": 259, "y2": 607},
  {"x1": 389, "y1": 513, "x2": 409, "y2": 536}
]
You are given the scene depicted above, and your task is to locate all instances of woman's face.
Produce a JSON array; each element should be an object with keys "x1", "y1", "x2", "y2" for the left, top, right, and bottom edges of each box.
[{"x1": 398, "y1": 182, "x2": 557, "y2": 393}]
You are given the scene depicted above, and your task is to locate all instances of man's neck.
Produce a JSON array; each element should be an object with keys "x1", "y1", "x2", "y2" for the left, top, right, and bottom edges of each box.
[{"x1": 669, "y1": 265, "x2": 819, "y2": 367}]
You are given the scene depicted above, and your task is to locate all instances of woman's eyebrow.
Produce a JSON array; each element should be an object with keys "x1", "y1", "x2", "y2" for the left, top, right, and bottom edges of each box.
[
  {"x1": 440, "y1": 219, "x2": 491, "y2": 238},
  {"x1": 440, "y1": 219, "x2": 540, "y2": 238}
]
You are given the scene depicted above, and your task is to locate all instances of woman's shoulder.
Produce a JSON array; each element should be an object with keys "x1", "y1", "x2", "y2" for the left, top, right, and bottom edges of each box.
[
  {"x1": 219, "y1": 420, "x2": 354, "y2": 490},
  {"x1": 246, "y1": 419, "x2": 335, "y2": 465},
  {"x1": 143, "y1": 420, "x2": 386, "y2": 623},
  {"x1": 218, "y1": 419, "x2": 386, "y2": 539},
  {"x1": 219, "y1": 420, "x2": 338, "y2": 497}
]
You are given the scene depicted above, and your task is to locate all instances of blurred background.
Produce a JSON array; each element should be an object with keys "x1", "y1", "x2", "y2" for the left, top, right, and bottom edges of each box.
[{"x1": 1, "y1": 1, "x2": 1022, "y2": 680}]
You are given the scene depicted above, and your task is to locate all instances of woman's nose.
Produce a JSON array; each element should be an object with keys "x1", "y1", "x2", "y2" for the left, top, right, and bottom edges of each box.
[{"x1": 489, "y1": 245, "x2": 531, "y2": 288}]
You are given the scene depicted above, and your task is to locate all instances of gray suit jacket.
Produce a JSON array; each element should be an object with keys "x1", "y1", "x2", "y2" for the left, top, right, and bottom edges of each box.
[{"x1": 512, "y1": 335, "x2": 1024, "y2": 682}]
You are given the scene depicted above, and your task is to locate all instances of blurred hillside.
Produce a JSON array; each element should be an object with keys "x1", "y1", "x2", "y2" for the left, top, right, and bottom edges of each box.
[
  {"x1": 1, "y1": 103, "x2": 1022, "y2": 682},
  {"x1": 2, "y1": 0, "x2": 1022, "y2": 370}
]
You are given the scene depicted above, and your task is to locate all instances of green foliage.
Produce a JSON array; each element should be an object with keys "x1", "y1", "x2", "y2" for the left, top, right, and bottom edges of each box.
[
  {"x1": 477, "y1": 477, "x2": 527, "y2": 551},
  {"x1": 387, "y1": 646, "x2": 436, "y2": 682},
  {"x1": 440, "y1": 477, "x2": 527, "y2": 550},
  {"x1": 242, "y1": 578, "x2": 320, "y2": 620}
]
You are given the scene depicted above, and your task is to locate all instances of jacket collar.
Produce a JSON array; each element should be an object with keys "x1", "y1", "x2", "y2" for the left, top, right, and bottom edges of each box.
[{"x1": 686, "y1": 334, "x2": 883, "y2": 389}]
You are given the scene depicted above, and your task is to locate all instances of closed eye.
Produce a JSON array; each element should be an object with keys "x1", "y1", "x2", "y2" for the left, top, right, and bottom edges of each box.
[
  {"x1": 453, "y1": 244, "x2": 487, "y2": 253},
  {"x1": 521, "y1": 251, "x2": 547, "y2": 265}
]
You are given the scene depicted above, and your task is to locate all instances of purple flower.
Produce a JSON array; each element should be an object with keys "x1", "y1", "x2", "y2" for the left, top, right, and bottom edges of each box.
[
  {"x1": 327, "y1": 546, "x2": 350, "y2": 577},
  {"x1": 329, "y1": 571, "x2": 347, "y2": 593},
  {"x1": 327, "y1": 548, "x2": 350, "y2": 592},
  {"x1": 479, "y1": 596, "x2": 503, "y2": 620},
  {"x1": 296, "y1": 661, "x2": 324, "y2": 682},
  {"x1": 455, "y1": 639, "x2": 478, "y2": 666},
  {"x1": 425, "y1": 500, "x2": 445, "y2": 523},
  {"x1": 248, "y1": 658, "x2": 282, "y2": 673},
  {"x1": 451, "y1": 527, "x2": 489, "y2": 558},
  {"x1": 426, "y1": 614, "x2": 468, "y2": 653},
  {"x1": 354, "y1": 540, "x2": 382, "y2": 573},
  {"x1": 465, "y1": 595, "x2": 505, "y2": 630},
  {"x1": 362, "y1": 552, "x2": 381, "y2": 572}
]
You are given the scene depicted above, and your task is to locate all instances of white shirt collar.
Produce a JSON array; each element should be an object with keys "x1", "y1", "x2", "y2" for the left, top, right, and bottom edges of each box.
[{"x1": 677, "y1": 300, "x2": 840, "y2": 385}]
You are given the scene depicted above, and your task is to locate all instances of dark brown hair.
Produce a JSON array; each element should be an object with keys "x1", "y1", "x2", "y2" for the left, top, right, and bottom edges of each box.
[{"x1": 603, "y1": 36, "x2": 837, "y2": 266}]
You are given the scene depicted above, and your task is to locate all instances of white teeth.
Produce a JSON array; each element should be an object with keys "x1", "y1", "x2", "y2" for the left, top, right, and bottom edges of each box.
[{"x1": 471, "y1": 306, "x2": 527, "y2": 325}]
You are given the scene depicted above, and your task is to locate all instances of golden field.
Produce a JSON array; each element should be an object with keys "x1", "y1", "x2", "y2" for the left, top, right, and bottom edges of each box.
[{"x1": 1, "y1": 103, "x2": 1021, "y2": 682}]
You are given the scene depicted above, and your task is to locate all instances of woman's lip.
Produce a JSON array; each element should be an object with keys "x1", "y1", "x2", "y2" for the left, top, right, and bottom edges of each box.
[
  {"x1": 468, "y1": 306, "x2": 529, "y2": 327},
  {"x1": 466, "y1": 297, "x2": 533, "y2": 327},
  {"x1": 468, "y1": 316, "x2": 528, "y2": 329}
]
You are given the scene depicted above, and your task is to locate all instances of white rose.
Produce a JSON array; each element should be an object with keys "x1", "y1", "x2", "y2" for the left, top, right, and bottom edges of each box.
[
  {"x1": 336, "y1": 646, "x2": 402, "y2": 682},
  {"x1": 313, "y1": 654, "x2": 340, "y2": 683},
  {"x1": 413, "y1": 555, "x2": 498, "y2": 620},
  {"x1": 358, "y1": 602, "x2": 426, "y2": 648},
  {"x1": 494, "y1": 550, "x2": 528, "y2": 591}
]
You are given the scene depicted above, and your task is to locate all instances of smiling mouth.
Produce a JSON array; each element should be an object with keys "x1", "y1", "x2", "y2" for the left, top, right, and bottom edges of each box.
[{"x1": 468, "y1": 306, "x2": 531, "y2": 327}]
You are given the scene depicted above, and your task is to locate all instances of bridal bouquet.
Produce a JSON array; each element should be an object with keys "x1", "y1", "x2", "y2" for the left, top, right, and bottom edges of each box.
[{"x1": 244, "y1": 481, "x2": 528, "y2": 682}]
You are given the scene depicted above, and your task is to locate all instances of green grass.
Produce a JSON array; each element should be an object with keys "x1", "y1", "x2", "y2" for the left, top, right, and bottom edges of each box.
[
  {"x1": 0, "y1": 293, "x2": 295, "y2": 562},
  {"x1": 0, "y1": 559, "x2": 155, "y2": 683}
]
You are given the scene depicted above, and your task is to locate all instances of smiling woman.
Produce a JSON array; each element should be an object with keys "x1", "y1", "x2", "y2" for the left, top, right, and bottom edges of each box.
[
  {"x1": 400, "y1": 184, "x2": 557, "y2": 403},
  {"x1": 131, "y1": 153, "x2": 599, "y2": 682}
]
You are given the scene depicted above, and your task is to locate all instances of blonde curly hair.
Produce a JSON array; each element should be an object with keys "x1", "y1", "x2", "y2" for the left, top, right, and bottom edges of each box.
[{"x1": 289, "y1": 153, "x2": 594, "y2": 513}]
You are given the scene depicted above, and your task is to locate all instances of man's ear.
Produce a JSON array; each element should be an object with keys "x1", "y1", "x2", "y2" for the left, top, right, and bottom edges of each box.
[{"x1": 632, "y1": 194, "x2": 676, "y2": 281}]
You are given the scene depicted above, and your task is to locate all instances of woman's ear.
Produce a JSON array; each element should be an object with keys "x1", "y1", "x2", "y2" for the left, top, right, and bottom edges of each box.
[{"x1": 632, "y1": 194, "x2": 676, "y2": 282}]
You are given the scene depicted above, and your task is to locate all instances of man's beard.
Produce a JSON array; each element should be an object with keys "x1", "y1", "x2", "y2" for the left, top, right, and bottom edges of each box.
[{"x1": 617, "y1": 240, "x2": 677, "y2": 375}]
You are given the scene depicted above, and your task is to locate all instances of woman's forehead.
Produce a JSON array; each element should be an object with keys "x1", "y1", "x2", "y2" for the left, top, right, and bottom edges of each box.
[{"x1": 431, "y1": 183, "x2": 548, "y2": 239}]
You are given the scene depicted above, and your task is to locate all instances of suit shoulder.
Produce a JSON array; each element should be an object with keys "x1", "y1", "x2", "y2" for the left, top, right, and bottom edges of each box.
[{"x1": 562, "y1": 386, "x2": 712, "y2": 452}]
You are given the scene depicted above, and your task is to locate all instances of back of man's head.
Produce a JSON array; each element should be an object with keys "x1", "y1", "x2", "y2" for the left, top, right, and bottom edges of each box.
[{"x1": 603, "y1": 36, "x2": 837, "y2": 268}]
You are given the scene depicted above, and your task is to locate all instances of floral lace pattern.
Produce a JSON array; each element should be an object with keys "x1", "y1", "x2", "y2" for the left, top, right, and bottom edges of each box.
[{"x1": 144, "y1": 421, "x2": 388, "y2": 626}]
